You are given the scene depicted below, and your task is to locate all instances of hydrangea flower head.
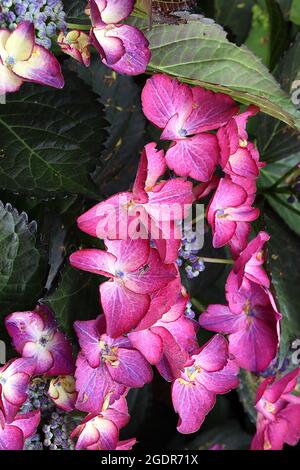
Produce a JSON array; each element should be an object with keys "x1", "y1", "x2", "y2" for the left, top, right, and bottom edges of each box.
[
  {"x1": 76, "y1": 143, "x2": 194, "y2": 264},
  {"x1": 0, "y1": 21, "x2": 64, "y2": 95},
  {"x1": 171, "y1": 335, "x2": 239, "y2": 434},
  {"x1": 0, "y1": 408, "x2": 40, "y2": 450},
  {"x1": 5, "y1": 304, "x2": 75, "y2": 376},
  {"x1": 252, "y1": 368, "x2": 300, "y2": 450},
  {"x1": 71, "y1": 395, "x2": 135, "y2": 450},
  {"x1": 0, "y1": 358, "x2": 34, "y2": 422},
  {"x1": 217, "y1": 105, "x2": 264, "y2": 180},
  {"x1": 70, "y1": 239, "x2": 178, "y2": 337},
  {"x1": 199, "y1": 273, "x2": 280, "y2": 372},
  {"x1": 142, "y1": 74, "x2": 239, "y2": 182},
  {"x1": 129, "y1": 290, "x2": 199, "y2": 381},
  {"x1": 207, "y1": 177, "x2": 259, "y2": 248},
  {"x1": 74, "y1": 315, "x2": 153, "y2": 413},
  {"x1": 233, "y1": 231, "x2": 270, "y2": 288},
  {"x1": 89, "y1": 0, "x2": 150, "y2": 75}
]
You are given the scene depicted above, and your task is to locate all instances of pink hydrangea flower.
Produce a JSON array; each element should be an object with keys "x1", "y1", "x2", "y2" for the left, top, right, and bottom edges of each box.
[
  {"x1": 89, "y1": 0, "x2": 150, "y2": 75},
  {"x1": 71, "y1": 395, "x2": 135, "y2": 450},
  {"x1": 0, "y1": 409, "x2": 40, "y2": 450},
  {"x1": 251, "y1": 369, "x2": 300, "y2": 450},
  {"x1": 48, "y1": 375, "x2": 77, "y2": 412},
  {"x1": 70, "y1": 239, "x2": 178, "y2": 337},
  {"x1": 58, "y1": 30, "x2": 91, "y2": 67},
  {"x1": 129, "y1": 290, "x2": 199, "y2": 381},
  {"x1": 76, "y1": 143, "x2": 194, "y2": 264},
  {"x1": 142, "y1": 74, "x2": 239, "y2": 182},
  {"x1": 74, "y1": 315, "x2": 153, "y2": 413},
  {"x1": 207, "y1": 177, "x2": 259, "y2": 248},
  {"x1": 0, "y1": 358, "x2": 33, "y2": 423},
  {"x1": 199, "y1": 273, "x2": 280, "y2": 372},
  {"x1": 5, "y1": 305, "x2": 75, "y2": 376},
  {"x1": 0, "y1": 21, "x2": 64, "y2": 95},
  {"x1": 217, "y1": 106, "x2": 265, "y2": 180},
  {"x1": 233, "y1": 231, "x2": 270, "y2": 288},
  {"x1": 227, "y1": 221, "x2": 251, "y2": 260},
  {"x1": 171, "y1": 334, "x2": 239, "y2": 434}
]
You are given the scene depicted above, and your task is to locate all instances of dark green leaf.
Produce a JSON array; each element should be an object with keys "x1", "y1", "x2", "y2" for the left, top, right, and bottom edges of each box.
[
  {"x1": 266, "y1": 0, "x2": 289, "y2": 70},
  {"x1": 266, "y1": 209, "x2": 300, "y2": 358},
  {"x1": 0, "y1": 201, "x2": 47, "y2": 318},
  {"x1": 186, "y1": 420, "x2": 252, "y2": 450},
  {"x1": 45, "y1": 264, "x2": 101, "y2": 338},
  {"x1": 238, "y1": 370, "x2": 259, "y2": 424},
  {"x1": 69, "y1": 59, "x2": 146, "y2": 196},
  {"x1": 0, "y1": 69, "x2": 106, "y2": 198},
  {"x1": 259, "y1": 155, "x2": 300, "y2": 236}
]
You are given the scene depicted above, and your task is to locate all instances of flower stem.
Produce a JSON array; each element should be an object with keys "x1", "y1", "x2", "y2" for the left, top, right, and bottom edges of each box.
[
  {"x1": 270, "y1": 163, "x2": 300, "y2": 189},
  {"x1": 191, "y1": 298, "x2": 206, "y2": 312},
  {"x1": 201, "y1": 257, "x2": 234, "y2": 265},
  {"x1": 67, "y1": 23, "x2": 91, "y2": 31}
]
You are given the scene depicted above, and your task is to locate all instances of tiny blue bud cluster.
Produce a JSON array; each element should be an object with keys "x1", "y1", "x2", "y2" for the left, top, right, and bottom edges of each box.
[
  {"x1": 259, "y1": 355, "x2": 291, "y2": 378},
  {"x1": 177, "y1": 229, "x2": 205, "y2": 279},
  {"x1": 42, "y1": 410, "x2": 75, "y2": 450},
  {"x1": 0, "y1": 0, "x2": 66, "y2": 49},
  {"x1": 185, "y1": 300, "x2": 196, "y2": 319},
  {"x1": 21, "y1": 377, "x2": 76, "y2": 450}
]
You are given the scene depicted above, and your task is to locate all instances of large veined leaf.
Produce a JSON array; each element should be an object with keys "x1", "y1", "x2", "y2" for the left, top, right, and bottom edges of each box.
[
  {"x1": 266, "y1": 210, "x2": 300, "y2": 359},
  {"x1": 0, "y1": 202, "x2": 47, "y2": 318},
  {"x1": 0, "y1": 70, "x2": 106, "y2": 198},
  {"x1": 69, "y1": 59, "x2": 146, "y2": 196},
  {"x1": 130, "y1": 16, "x2": 300, "y2": 130},
  {"x1": 45, "y1": 264, "x2": 101, "y2": 338}
]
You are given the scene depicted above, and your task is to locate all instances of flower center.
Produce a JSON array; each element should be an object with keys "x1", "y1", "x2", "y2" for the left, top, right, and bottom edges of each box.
[
  {"x1": 179, "y1": 128, "x2": 188, "y2": 137},
  {"x1": 116, "y1": 270, "x2": 125, "y2": 279},
  {"x1": 216, "y1": 209, "x2": 226, "y2": 218},
  {"x1": 263, "y1": 400, "x2": 276, "y2": 414},
  {"x1": 39, "y1": 335, "x2": 50, "y2": 347},
  {"x1": 0, "y1": 374, "x2": 6, "y2": 386},
  {"x1": 5, "y1": 56, "x2": 15, "y2": 68},
  {"x1": 99, "y1": 341, "x2": 119, "y2": 367},
  {"x1": 239, "y1": 138, "x2": 248, "y2": 148}
]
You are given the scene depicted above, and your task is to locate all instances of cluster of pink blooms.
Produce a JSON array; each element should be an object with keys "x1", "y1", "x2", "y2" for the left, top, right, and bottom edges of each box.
[
  {"x1": 0, "y1": 1, "x2": 151, "y2": 97},
  {"x1": 66, "y1": 74, "x2": 298, "y2": 449},
  {"x1": 58, "y1": 0, "x2": 151, "y2": 75},
  {"x1": 1, "y1": 72, "x2": 300, "y2": 450},
  {"x1": 0, "y1": 305, "x2": 74, "y2": 449}
]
